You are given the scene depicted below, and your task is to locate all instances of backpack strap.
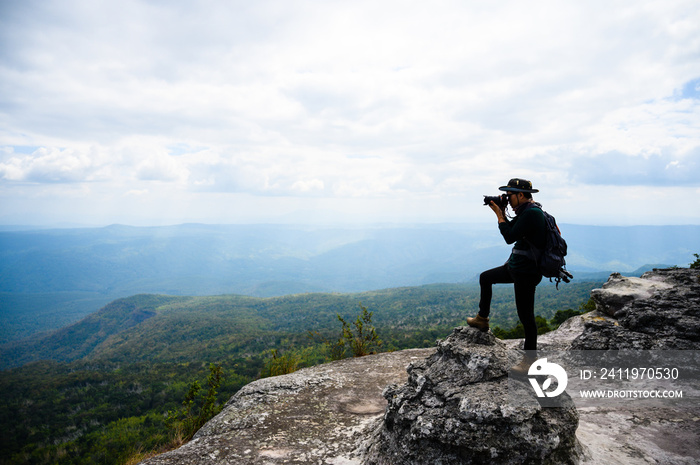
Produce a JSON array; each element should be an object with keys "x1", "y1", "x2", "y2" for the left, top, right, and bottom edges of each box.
[
  {"x1": 512, "y1": 202, "x2": 543, "y2": 262},
  {"x1": 512, "y1": 247, "x2": 537, "y2": 261}
]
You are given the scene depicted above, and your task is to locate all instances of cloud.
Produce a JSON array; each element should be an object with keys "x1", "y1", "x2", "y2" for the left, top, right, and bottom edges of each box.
[
  {"x1": 135, "y1": 151, "x2": 188, "y2": 183},
  {"x1": 1, "y1": 0, "x2": 699, "y2": 225},
  {"x1": 571, "y1": 149, "x2": 700, "y2": 186},
  {"x1": 0, "y1": 147, "x2": 108, "y2": 183}
]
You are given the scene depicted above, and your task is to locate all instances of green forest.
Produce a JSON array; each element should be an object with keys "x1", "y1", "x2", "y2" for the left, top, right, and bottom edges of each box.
[{"x1": 0, "y1": 281, "x2": 599, "y2": 465}]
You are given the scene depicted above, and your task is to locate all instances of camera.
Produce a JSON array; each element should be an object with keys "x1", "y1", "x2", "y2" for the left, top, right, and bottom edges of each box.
[{"x1": 483, "y1": 194, "x2": 508, "y2": 210}]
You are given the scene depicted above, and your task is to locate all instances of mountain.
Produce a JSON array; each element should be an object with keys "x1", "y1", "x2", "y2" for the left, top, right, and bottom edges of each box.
[
  {"x1": 1, "y1": 223, "x2": 698, "y2": 342},
  {"x1": 0, "y1": 282, "x2": 598, "y2": 369}
]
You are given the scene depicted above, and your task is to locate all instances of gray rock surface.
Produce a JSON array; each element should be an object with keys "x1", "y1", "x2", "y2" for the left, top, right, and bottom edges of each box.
[
  {"x1": 362, "y1": 327, "x2": 582, "y2": 465},
  {"x1": 504, "y1": 310, "x2": 618, "y2": 352},
  {"x1": 573, "y1": 268, "x2": 700, "y2": 465},
  {"x1": 572, "y1": 268, "x2": 700, "y2": 350},
  {"x1": 140, "y1": 348, "x2": 434, "y2": 465},
  {"x1": 576, "y1": 405, "x2": 700, "y2": 465}
]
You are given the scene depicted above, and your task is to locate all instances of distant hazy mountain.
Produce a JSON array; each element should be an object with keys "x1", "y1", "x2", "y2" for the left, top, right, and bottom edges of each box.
[{"x1": 1, "y1": 223, "x2": 698, "y2": 342}]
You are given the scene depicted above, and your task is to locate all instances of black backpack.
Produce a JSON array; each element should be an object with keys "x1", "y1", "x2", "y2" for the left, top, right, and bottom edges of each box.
[{"x1": 523, "y1": 205, "x2": 573, "y2": 288}]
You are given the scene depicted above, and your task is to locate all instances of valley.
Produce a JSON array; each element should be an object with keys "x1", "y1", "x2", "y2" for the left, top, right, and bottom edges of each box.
[{"x1": 1, "y1": 281, "x2": 598, "y2": 464}]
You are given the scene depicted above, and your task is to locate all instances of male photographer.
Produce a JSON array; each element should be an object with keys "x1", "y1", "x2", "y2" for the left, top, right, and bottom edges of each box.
[{"x1": 466, "y1": 178, "x2": 545, "y2": 373}]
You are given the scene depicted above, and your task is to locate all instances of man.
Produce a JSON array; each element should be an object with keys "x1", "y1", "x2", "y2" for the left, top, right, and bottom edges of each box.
[{"x1": 467, "y1": 178, "x2": 545, "y2": 369}]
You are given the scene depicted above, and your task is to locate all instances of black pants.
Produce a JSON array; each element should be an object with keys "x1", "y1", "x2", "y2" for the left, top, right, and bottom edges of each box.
[{"x1": 478, "y1": 264, "x2": 542, "y2": 351}]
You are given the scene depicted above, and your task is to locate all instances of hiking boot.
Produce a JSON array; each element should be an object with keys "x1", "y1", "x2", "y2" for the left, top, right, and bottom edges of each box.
[{"x1": 466, "y1": 314, "x2": 489, "y2": 332}]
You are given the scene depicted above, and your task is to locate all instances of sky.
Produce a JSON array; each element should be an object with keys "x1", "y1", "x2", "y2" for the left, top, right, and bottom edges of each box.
[{"x1": 1, "y1": 0, "x2": 699, "y2": 227}]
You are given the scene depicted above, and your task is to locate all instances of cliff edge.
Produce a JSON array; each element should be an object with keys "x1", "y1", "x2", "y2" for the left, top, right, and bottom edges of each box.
[{"x1": 141, "y1": 348, "x2": 434, "y2": 464}]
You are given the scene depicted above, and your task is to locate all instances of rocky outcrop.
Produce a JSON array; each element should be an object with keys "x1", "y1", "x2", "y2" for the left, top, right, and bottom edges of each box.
[
  {"x1": 142, "y1": 329, "x2": 583, "y2": 465},
  {"x1": 572, "y1": 268, "x2": 700, "y2": 465},
  {"x1": 362, "y1": 327, "x2": 581, "y2": 465},
  {"x1": 572, "y1": 268, "x2": 700, "y2": 350},
  {"x1": 140, "y1": 348, "x2": 434, "y2": 465}
]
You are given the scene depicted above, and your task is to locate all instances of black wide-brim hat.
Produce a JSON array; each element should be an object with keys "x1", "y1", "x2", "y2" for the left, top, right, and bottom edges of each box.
[{"x1": 498, "y1": 178, "x2": 539, "y2": 193}]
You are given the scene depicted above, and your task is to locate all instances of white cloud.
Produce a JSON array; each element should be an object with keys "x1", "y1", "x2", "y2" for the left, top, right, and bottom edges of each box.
[
  {"x1": 135, "y1": 153, "x2": 188, "y2": 183},
  {"x1": 1, "y1": 0, "x2": 699, "y2": 225},
  {"x1": 0, "y1": 146, "x2": 108, "y2": 183}
]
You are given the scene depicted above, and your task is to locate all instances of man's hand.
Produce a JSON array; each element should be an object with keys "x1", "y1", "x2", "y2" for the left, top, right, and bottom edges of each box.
[{"x1": 489, "y1": 201, "x2": 506, "y2": 223}]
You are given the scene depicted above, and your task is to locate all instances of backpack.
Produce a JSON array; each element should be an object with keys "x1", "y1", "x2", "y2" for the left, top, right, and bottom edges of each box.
[{"x1": 523, "y1": 205, "x2": 573, "y2": 288}]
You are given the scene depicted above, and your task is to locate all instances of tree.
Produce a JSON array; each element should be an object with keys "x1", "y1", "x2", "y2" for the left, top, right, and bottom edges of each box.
[
  {"x1": 338, "y1": 303, "x2": 382, "y2": 357},
  {"x1": 690, "y1": 253, "x2": 700, "y2": 269},
  {"x1": 165, "y1": 363, "x2": 224, "y2": 441},
  {"x1": 261, "y1": 347, "x2": 311, "y2": 377},
  {"x1": 308, "y1": 330, "x2": 347, "y2": 361}
]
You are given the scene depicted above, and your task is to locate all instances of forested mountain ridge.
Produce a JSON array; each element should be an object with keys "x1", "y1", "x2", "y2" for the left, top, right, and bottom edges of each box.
[
  {"x1": 2, "y1": 222, "x2": 698, "y2": 344},
  {"x1": 3, "y1": 223, "x2": 695, "y2": 296},
  {"x1": 1, "y1": 295, "x2": 190, "y2": 366},
  {"x1": 1, "y1": 282, "x2": 598, "y2": 370}
]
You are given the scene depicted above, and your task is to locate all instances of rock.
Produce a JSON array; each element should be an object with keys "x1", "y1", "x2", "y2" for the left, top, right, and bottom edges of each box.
[
  {"x1": 361, "y1": 327, "x2": 582, "y2": 465},
  {"x1": 572, "y1": 268, "x2": 700, "y2": 350},
  {"x1": 507, "y1": 311, "x2": 618, "y2": 352},
  {"x1": 139, "y1": 348, "x2": 434, "y2": 465},
  {"x1": 590, "y1": 272, "x2": 673, "y2": 317},
  {"x1": 570, "y1": 268, "x2": 700, "y2": 464},
  {"x1": 577, "y1": 406, "x2": 700, "y2": 465}
]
